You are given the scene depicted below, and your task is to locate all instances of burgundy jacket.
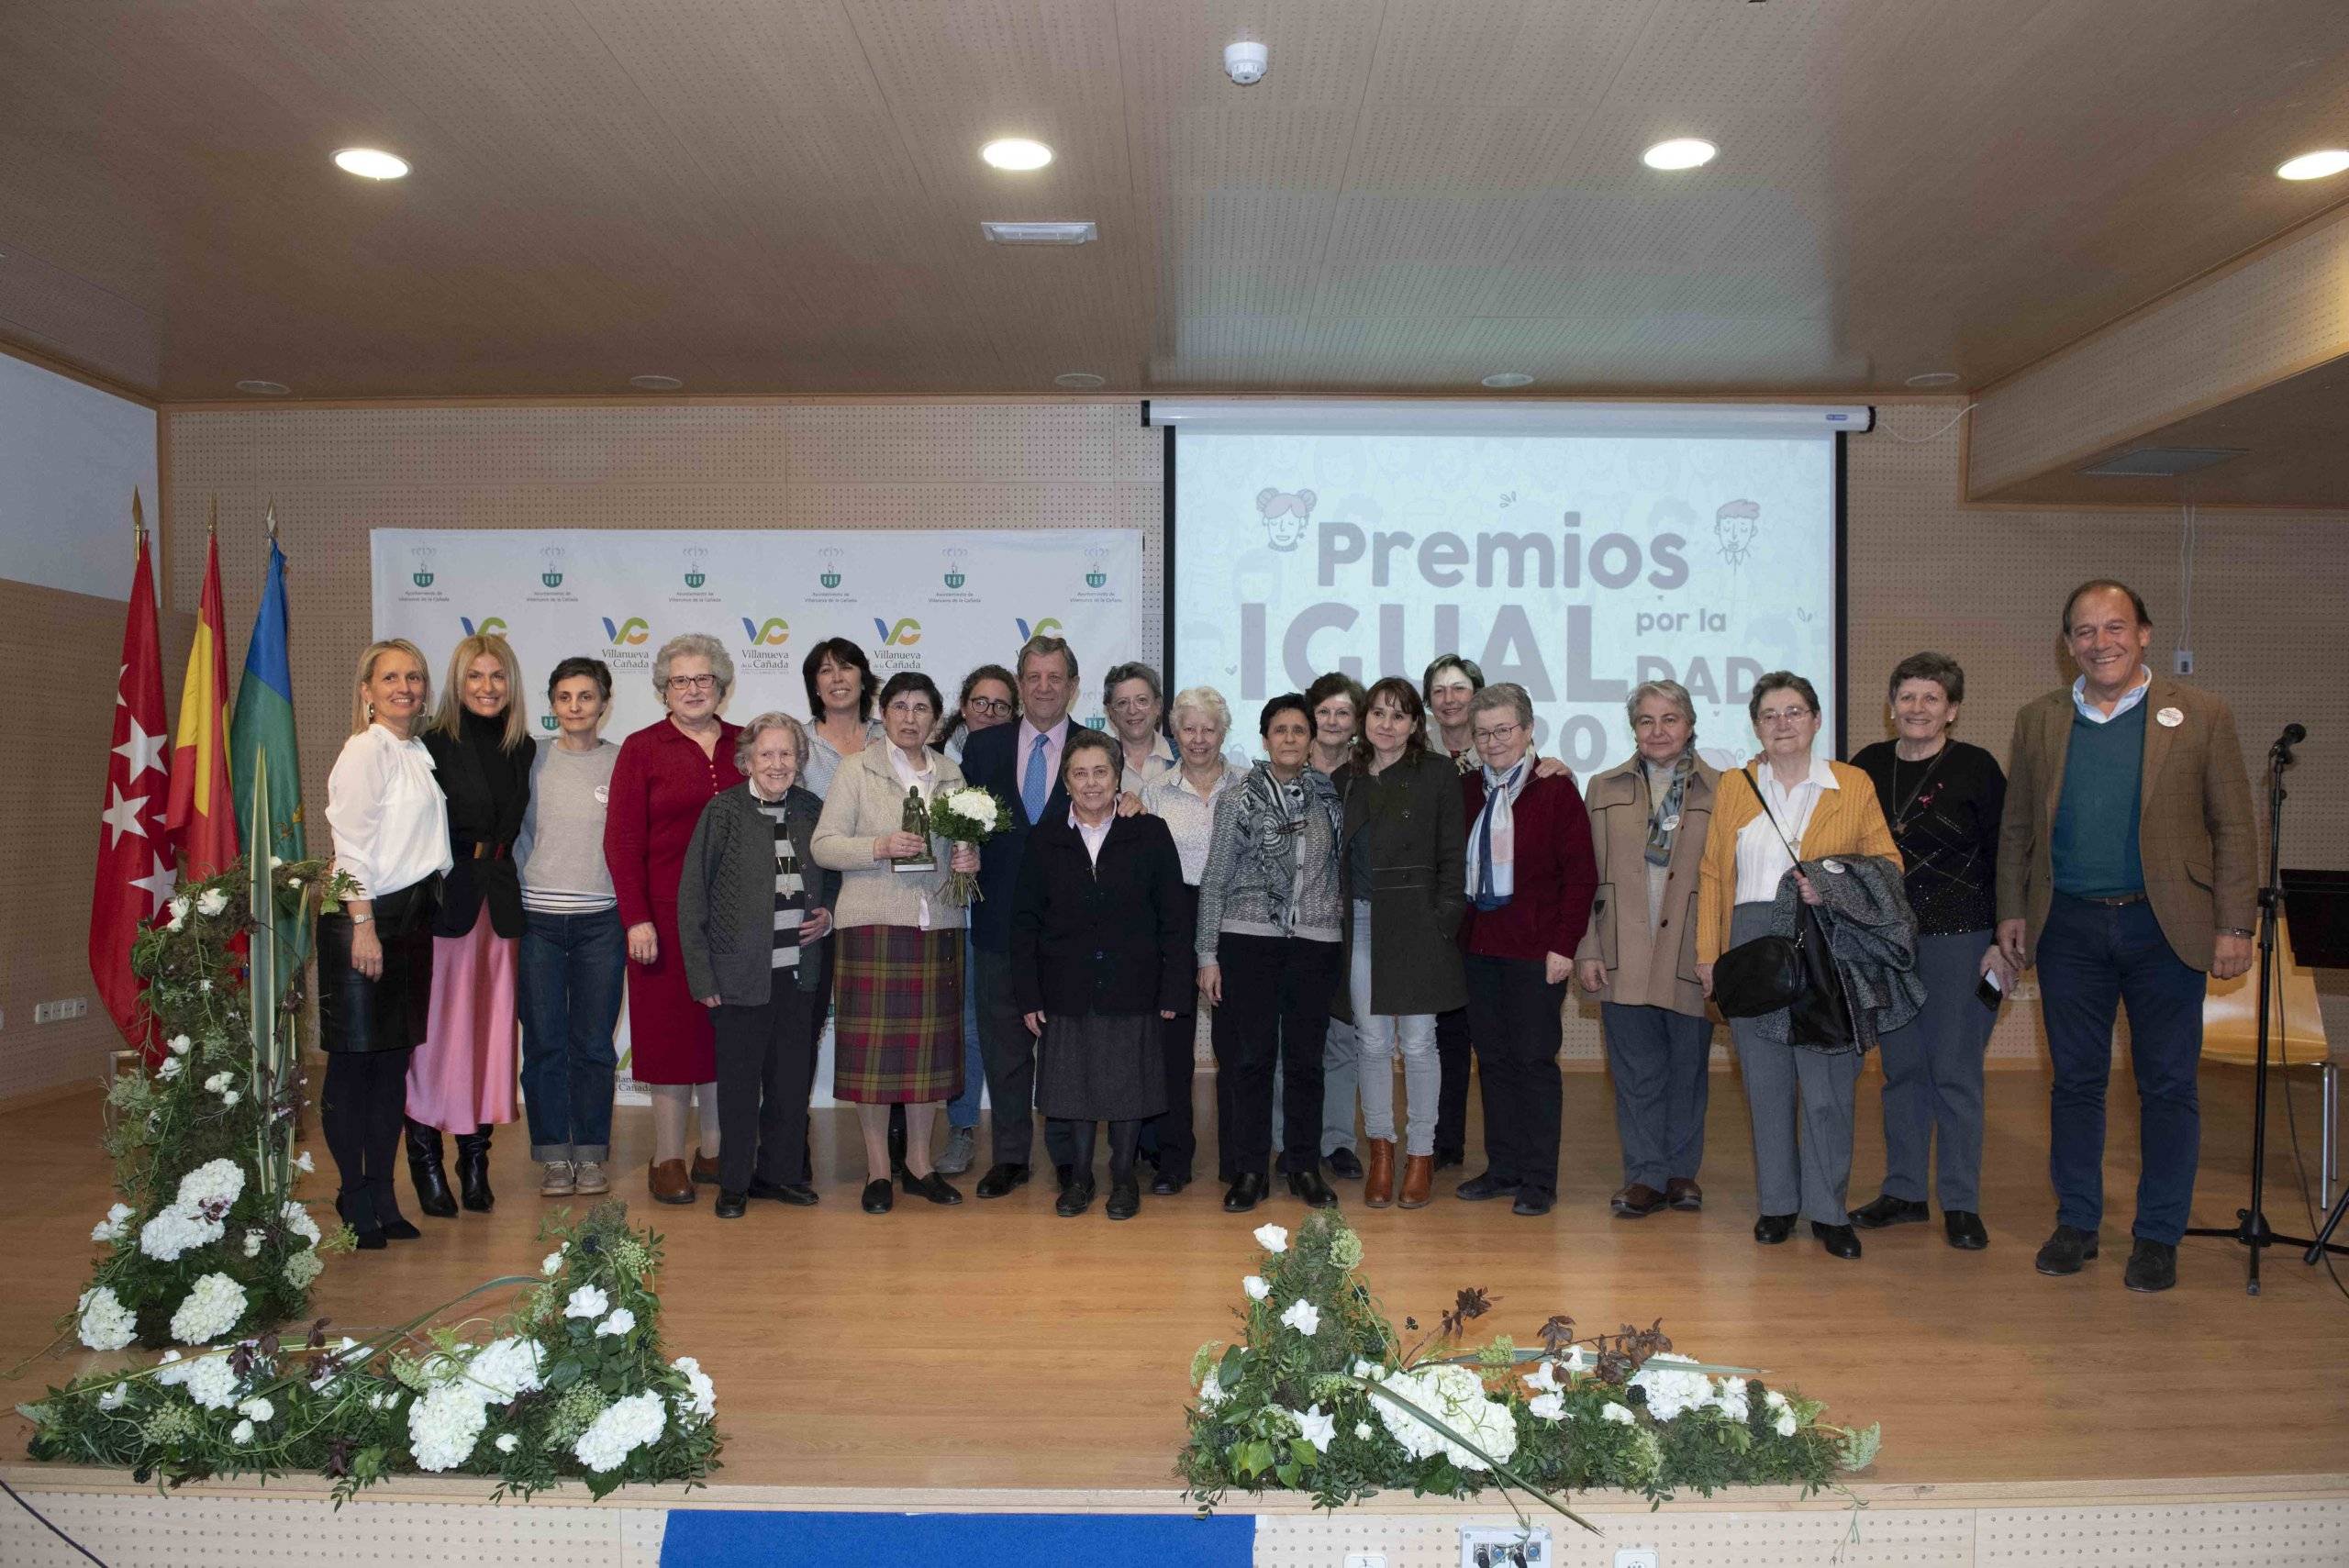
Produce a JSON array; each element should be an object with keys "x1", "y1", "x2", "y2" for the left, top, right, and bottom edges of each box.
[{"x1": 1457, "y1": 769, "x2": 1599, "y2": 964}]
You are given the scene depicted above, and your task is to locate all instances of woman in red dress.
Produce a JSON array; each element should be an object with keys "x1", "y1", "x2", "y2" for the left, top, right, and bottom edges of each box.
[{"x1": 605, "y1": 632, "x2": 742, "y2": 1206}]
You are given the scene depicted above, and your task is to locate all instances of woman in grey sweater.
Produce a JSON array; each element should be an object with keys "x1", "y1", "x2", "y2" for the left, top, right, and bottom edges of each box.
[{"x1": 676, "y1": 713, "x2": 838, "y2": 1218}]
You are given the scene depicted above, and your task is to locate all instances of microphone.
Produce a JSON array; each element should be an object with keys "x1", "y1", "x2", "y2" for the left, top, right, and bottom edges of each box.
[{"x1": 2272, "y1": 722, "x2": 2306, "y2": 763}]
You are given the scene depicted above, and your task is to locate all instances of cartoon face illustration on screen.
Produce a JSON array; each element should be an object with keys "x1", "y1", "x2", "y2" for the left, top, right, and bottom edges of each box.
[
  {"x1": 1715, "y1": 498, "x2": 1761, "y2": 567},
  {"x1": 1256, "y1": 486, "x2": 1317, "y2": 551}
]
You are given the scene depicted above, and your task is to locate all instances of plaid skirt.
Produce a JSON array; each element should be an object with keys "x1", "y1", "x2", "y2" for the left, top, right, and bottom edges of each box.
[{"x1": 832, "y1": 924, "x2": 965, "y2": 1104}]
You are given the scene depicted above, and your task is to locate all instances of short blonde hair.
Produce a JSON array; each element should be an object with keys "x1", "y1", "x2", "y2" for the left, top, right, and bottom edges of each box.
[
  {"x1": 653, "y1": 631, "x2": 735, "y2": 705},
  {"x1": 431, "y1": 632, "x2": 531, "y2": 752},
  {"x1": 1168, "y1": 684, "x2": 1232, "y2": 740},
  {"x1": 351, "y1": 639, "x2": 429, "y2": 736},
  {"x1": 734, "y1": 711, "x2": 809, "y2": 777}
]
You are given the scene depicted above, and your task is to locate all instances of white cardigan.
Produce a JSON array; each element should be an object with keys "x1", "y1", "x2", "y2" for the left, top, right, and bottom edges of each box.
[{"x1": 809, "y1": 741, "x2": 968, "y2": 932}]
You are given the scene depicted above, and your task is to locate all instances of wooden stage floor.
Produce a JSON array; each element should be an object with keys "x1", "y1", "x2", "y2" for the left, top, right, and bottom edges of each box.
[{"x1": 5, "y1": 1062, "x2": 2345, "y2": 1498}]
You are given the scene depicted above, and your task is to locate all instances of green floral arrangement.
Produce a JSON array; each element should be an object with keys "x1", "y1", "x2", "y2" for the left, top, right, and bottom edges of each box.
[
  {"x1": 1178, "y1": 1214, "x2": 1881, "y2": 1528},
  {"x1": 22, "y1": 1203, "x2": 722, "y2": 1501},
  {"x1": 72, "y1": 855, "x2": 347, "y2": 1354}
]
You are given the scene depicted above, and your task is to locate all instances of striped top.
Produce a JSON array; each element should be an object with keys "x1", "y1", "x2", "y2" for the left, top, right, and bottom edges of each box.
[{"x1": 759, "y1": 799, "x2": 808, "y2": 969}]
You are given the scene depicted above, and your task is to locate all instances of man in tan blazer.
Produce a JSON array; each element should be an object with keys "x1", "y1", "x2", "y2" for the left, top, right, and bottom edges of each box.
[
  {"x1": 1575, "y1": 680, "x2": 1720, "y2": 1219},
  {"x1": 1995, "y1": 580, "x2": 2255, "y2": 1295}
]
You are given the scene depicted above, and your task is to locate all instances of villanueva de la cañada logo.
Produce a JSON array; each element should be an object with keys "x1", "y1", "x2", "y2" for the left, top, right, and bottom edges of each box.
[
  {"x1": 1015, "y1": 616, "x2": 1064, "y2": 641},
  {"x1": 740, "y1": 617, "x2": 790, "y2": 647},
  {"x1": 603, "y1": 616, "x2": 651, "y2": 647},
  {"x1": 873, "y1": 617, "x2": 921, "y2": 648},
  {"x1": 460, "y1": 615, "x2": 508, "y2": 637}
]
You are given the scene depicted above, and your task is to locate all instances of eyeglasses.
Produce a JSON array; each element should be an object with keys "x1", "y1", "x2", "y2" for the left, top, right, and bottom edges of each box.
[
  {"x1": 968, "y1": 696, "x2": 1013, "y2": 717},
  {"x1": 1472, "y1": 722, "x2": 1523, "y2": 744},
  {"x1": 1108, "y1": 695, "x2": 1157, "y2": 713},
  {"x1": 664, "y1": 674, "x2": 718, "y2": 692},
  {"x1": 1757, "y1": 707, "x2": 1813, "y2": 726}
]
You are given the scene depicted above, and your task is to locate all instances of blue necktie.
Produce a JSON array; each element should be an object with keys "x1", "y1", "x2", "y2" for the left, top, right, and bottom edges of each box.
[{"x1": 1022, "y1": 732, "x2": 1050, "y2": 823}]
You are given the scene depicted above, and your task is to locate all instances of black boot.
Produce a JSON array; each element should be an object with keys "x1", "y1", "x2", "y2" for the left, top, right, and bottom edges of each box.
[
  {"x1": 336, "y1": 1188, "x2": 386, "y2": 1251},
  {"x1": 406, "y1": 1118, "x2": 458, "y2": 1218},
  {"x1": 370, "y1": 1177, "x2": 422, "y2": 1241},
  {"x1": 454, "y1": 1129, "x2": 495, "y2": 1212}
]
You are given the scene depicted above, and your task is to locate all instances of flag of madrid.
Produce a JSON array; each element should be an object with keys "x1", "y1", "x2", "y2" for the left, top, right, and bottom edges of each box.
[{"x1": 90, "y1": 514, "x2": 176, "y2": 1057}]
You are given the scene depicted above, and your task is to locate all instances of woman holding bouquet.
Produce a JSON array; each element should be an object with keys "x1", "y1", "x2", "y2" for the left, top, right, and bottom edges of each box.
[
  {"x1": 1012, "y1": 728, "x2": 1190, "y2": 1219},
  {"x1": 811, "y1": 671, "x2": 979, "y2": 1215}
]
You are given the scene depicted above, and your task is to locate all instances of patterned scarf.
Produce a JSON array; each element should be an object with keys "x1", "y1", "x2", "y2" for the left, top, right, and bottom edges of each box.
[
  {"x1": 1642, "y1": 750, "x2": 1697, "y2": 868},
  {"x1": 1466, "y1": 759, "x2": 1529, "y2": 911}
]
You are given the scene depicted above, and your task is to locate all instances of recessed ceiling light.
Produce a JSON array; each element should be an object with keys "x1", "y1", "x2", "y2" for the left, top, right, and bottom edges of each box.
[
  {"x1": 1481, "y1": 372, "x2": 1535, "y2": 389},
  {"x1": 1054, "y1": 372, "x2": 1106, "y2": 389},
  {"x1": 980, "y1": 220, "x2": 1097, "y2": 245},
  {"x1": 235, "y1": 380, "x2": 290, "y2": 396},
  {"x1": 332, "y1": 147, "x2": 410, "y2": 180},
  {"x1": 629, "y1": 374, "x2": 684, "y2": 391},
  {"x1": 982, "y1": 139, "x2": 1054, "y2": 172},
  {"x1": 2277, "y1": 149, "x2": 2349, "y2": 181},
  {"x1": 1904, "y1": 371, "x2": 1960, "y2": 388},
  {"x1": 1641, "y1": 138, "x2": 1717, "y2": 172}
]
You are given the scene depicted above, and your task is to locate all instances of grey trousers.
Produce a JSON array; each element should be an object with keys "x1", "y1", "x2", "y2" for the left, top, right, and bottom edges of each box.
[
  {"x1": 1728, "y1": 900, "x2": 1863, "y2": 1225},
  {"x1": 1266, "y1": 1018, "x2": 1361, "y2": 1158},
  {"x1": 1601, "y1": 1001, "x2": 1713, "y2": 1190},
  {"x1": 971, "y1": 946, "x2": 1078, "y2": 1171},
  {"x1": 1871, "y1": 929, "x2": 1996, "y2": 1211}
]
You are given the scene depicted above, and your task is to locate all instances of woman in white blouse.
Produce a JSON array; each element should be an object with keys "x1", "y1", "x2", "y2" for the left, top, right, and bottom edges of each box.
[{"x1": 318, "y1": 639, "x2": 454, "y2": 1251}]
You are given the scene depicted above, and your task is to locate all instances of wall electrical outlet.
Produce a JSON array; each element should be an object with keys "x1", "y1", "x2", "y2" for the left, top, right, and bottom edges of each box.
[
  {"x1": 33, "y1": 997, "x2": 89, "y2": 1024},
  {"x1": 2174, "y1": 648, "x2": 2193, "y2": 675},
  {"x1": 1614, "y1": 1551, "x2": 1661, "y2": 1568},
  {"x1": 1460, "y1": 1524, "x2": 1551, "y2": 1567}
]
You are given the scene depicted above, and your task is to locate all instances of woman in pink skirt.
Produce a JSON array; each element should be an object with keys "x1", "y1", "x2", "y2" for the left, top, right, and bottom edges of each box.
[{"x1": 408, "y1": 632, "x2": 534, "y2": 1217}]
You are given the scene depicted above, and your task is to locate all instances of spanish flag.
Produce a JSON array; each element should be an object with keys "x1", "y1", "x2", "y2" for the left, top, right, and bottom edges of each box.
[{"x1": 165, "y1": 522, "x2": 240, "y2": 878}]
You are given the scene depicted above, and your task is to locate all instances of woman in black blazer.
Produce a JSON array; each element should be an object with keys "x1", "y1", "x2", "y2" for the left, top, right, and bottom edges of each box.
[
  {"x1": 1011, "y1": 728, "x2": 1191, "y2": 1220},
  {"x1": 408, "y1": 633, "x2": 534, "y2": 1218},
  {"x1": 1330, "y1": 677, "x2": 1468, "y2": 1211}
]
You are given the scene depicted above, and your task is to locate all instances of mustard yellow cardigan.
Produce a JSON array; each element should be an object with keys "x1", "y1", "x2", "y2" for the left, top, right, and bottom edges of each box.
[{"x1": 1696, "y1": 759, "x2": 1901, "y2": 962}]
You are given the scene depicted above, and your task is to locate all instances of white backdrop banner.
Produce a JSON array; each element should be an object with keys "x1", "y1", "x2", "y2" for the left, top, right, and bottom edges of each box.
[{"x1": 371, "y1": 527, "x2": 1144, "y2": 1106}]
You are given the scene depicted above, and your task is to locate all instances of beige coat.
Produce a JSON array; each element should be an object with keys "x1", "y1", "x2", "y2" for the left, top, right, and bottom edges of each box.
[
  {"x1": 1994, "y1": 673, "x2": 2255, "y2": 971},
  {"x1": 1573, "y1": 755, "x2": 1718, "y2": 1017},
  {"x1": 810, "y1": 741, "x2": 970, "y2": 932}
]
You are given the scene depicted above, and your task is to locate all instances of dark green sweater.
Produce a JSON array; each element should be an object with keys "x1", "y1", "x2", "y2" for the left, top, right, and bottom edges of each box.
[{"x1": 2052, "y1": 699, "x2": 2147, "y2": 898}]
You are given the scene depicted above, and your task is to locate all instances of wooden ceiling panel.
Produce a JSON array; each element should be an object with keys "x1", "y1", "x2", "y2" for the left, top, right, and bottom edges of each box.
[{"x1": 5, "y1": 1, "x2": 2349, "y2": 402}]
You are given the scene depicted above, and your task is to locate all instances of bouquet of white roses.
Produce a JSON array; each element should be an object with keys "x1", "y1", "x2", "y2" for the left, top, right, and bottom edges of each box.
[{"x1": 929, "y1": 785, "x2": 1008, "y2": 906}]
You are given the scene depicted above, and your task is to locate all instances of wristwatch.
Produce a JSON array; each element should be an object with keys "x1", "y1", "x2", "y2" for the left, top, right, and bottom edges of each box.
[
  {"x1": 2219, "y1": 927, "x2": 2252, "y2": 938},
  {"x1": 350, "y1": 912, "x2": 375, "y2": 926}
]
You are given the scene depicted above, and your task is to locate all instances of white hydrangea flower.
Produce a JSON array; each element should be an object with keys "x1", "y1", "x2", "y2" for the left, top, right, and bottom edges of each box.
[
  {"x1": 169, "y1": 1273, "x2": 248, "y2": 1345},
  {"x1": 1528, "y1": 1392, "x2": 1566, "y2": 1421},
  {"x1": 1252, "y1": 1222, "x2": 1288, "y2": 1254},
  {"x1": 673, "y1": 1355, "x2": 717, "y2": 1421},
  {"x1": 178, "y1": 1159, "x2": 244, "y2": 1208},
  {"x1": 76, "y1": 1286, "x2": 138, "y2": 1351},
  {"x1": 564, "y1": 1284, "x2": 609, "y2": 1319},
  {"x1": 1197, "y1": 1369, "x2": 1227, "y2": 1409},
  {"x1": 1775, "y1": 1409, "x2": 1798, "y2": 1438},
  {"x1": 1353, "y1": 1420, "x2": 1373, "y2": 1440},
  {"x1": 196, "y1": 888, "x2": 229, "y2": 917},
  {"x1": 91, "y1": 1203, "x2": 135, "y2": 1243},
  {"x1": 408, "y1": 1382, "x2": 489, "y2": 1472},
  {"x1": 204, "y1": 1072, "x2": 232, "y2": 1094},
  {"x1": 1713, "y1": 1375, "x2": 1751, "y2": 1422},
  {"x1": 1279, "y1": 1299, "x2": 1319, "y2": 1337},
  {"x1": 1601, "y1": 1402, "x2": 1637, "y2": 1426},
  {"x1": 596, "y1": 1307, "x2": 636, "y2": 1338},
  {"x1": 541, "y1": 1251, "x2": 565, "y2": 1277},
  {"x1": 230, "y1": 1418, "x2": 254, "y2": 1444},
  {"x1": 1241, "y1": 1274, "x2": 1270, "y2": 1301},
  {"x1": 1351, "y1": 1358, "x2": 1386, "y2": 1382},
  {"x1": 495, "y1": 1433, "x2": 519, "y2": 1454},
  {"x1": 573, "y1": 1390, "x2": 666, "y2": 1473},
  {"x1": 139, "y1": 1204, "x2": 223, "y2": 1261},
  {"x1": 158, "y1": 1352, "x2": 239, "y2": 1410},
  {"x1": 1629, "y1": 1352, "x2": 1715, "y2": 1422},
  {"x1": 238, "y1": 1396, "x2": 275, "y2": 1423},
  {"x1": 1373, "y1": 1363, "x2": 1518, "y2": 1471},
  {"x1": 279, "y1": 1201, "x2": 322, "y2": 1246},
  {"x1": 465, "y1": 1337, "x2": 547, "y2": 1404}
]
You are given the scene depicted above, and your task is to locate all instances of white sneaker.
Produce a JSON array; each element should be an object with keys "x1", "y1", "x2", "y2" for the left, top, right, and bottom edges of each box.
[
  {"x1": 572, "y1": 1160, "x2": 610, "y2": 1195},
  {"x1": 936, "y1": 1125, "x2": 978, "y2": 1176},
  {"x1": 540, "y1": 1161, "x2": 576, "y2": 1197}
]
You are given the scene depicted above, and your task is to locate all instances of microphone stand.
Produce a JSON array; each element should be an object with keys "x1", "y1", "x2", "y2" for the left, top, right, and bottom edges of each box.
[{"x1": 2185, "y1": 729, "x2": 2349, "y2": 1293}]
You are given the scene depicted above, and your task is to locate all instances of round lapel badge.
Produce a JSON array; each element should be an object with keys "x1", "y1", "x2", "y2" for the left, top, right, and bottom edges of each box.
[{"x1": 2155, "y1": 706, "x2": 2184, "y2": 728}]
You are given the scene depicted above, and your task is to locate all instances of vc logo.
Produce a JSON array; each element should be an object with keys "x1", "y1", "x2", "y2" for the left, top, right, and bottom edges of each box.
[
  {"x1": 1015, "y1": 617, "x2": 1063, "y2": 641},
  {"x1": 873, "y1": 617, "x2": 922, "y2": 647},
  {"x1": 461, "y1": 615, "x2": 508, "y2": 636},
  {"x1": 603, "y1": 616, "x2": 651, "y2": 646},
  {"x1": 740, "y1": 617, "x2": 790, "y2": 646}
]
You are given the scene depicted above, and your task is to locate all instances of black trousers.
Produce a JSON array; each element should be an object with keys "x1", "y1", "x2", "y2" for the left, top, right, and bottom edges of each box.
[
  {"x1": 1217, "y1": 933, "x2": 1343, "y2": 1178},
  {"x1": 973, "y1": 945, "x2": 1078, "y2": 1170},
  {"x1": 320, "y1": 1048, "x2": 415, "y2": 1221},
  {"x1": 1140, "y1": 881, "x2": 1202, "y2": 1181},
  {"x1": 1434, "y1": 1005, "x2": 1473, "y2": 1159},
  {"x1": 713, "y1": 983, "x2": 819, "y2": 1194},
  {"x1": 1464, "y1": 952, "x2": 1566, "y2": 1197}
]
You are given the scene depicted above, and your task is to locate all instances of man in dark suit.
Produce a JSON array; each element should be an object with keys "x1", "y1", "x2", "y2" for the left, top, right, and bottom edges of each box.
[
  {"x1": 962, "y1": 633, "x2": 1083, "y2": 1195},
  {"x1": 1996, "y1": 580, "x2": 2256, "y2": 1293}
]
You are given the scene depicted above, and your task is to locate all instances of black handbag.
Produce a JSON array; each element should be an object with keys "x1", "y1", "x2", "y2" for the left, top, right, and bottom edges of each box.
[{"x1": 1710, "y1": 769, "x2": 1856, "y2": 1050}]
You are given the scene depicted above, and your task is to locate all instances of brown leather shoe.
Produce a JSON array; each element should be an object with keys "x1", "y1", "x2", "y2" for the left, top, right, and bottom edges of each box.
[
  {"x1": 690, "y1": 1148, "x2": 720, "y2": 1186},
  {"x1": 1612, "y1": 1183, "x2": 1668, "y2": 1218},
  {"x1": 1664, "y1": 1176, "x2": 1703, "y2": 1212},
  {"x1": 1397, "y1": 1153, "x2": 1434, "y2": 1209},
  {"x1": 648, "y1": 1159, "x2": 696, "y2": 1205},
  {"x1": 1363, "y1": 1139, "x2": 1397, "y2": 1208}
]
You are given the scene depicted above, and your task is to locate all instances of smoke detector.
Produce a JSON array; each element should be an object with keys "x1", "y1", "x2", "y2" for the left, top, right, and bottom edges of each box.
[{"x1": 1225, "y1": 40, "x2": 1268, "y2": 85}]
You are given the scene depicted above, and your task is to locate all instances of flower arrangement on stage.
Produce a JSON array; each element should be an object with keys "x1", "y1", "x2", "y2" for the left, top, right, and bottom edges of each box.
[
  {"x1": 1177, "y1": 1214, "x2": 1881, "y2": 1528},
  {"x1": 22, "y1": 1202, "x2": 721, "y2": 1500},
  {"x1": 74, "y1": 850, "x2": 349, "y2": 1354},
  {"x1": 929, "y1": 784, "x2": 1008, "y2": 906}
]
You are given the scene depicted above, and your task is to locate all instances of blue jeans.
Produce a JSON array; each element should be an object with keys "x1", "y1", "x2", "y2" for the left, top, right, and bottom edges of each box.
[
  {"x1": 946, "y1": 931, "x2": 986, "y2": 1129},
  {"x1": 2035, "y1": 895, "x2": 2205, "y2": 1245},
  {"x1": 518, "y1": 908, "x2": 625, "y2": 1162}
]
